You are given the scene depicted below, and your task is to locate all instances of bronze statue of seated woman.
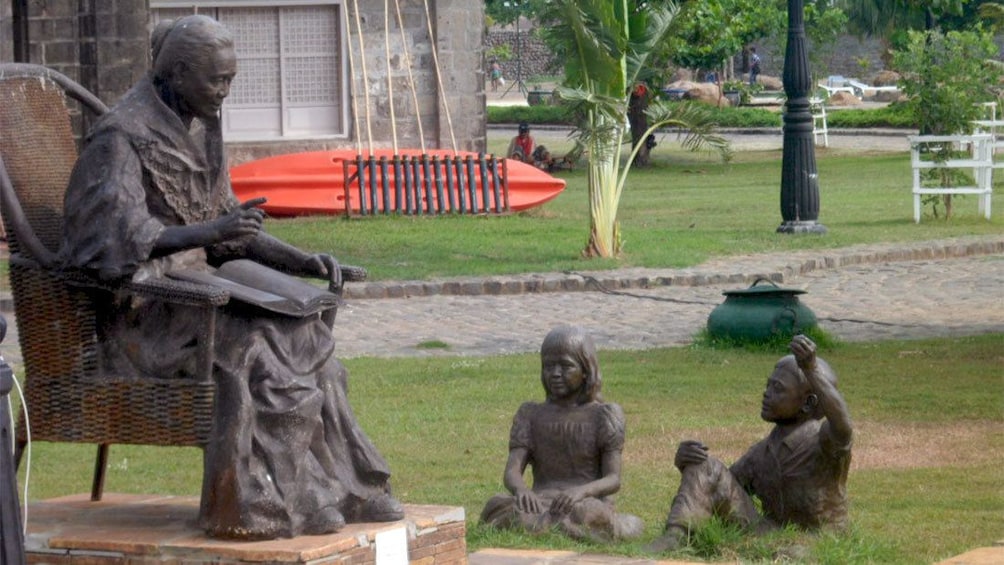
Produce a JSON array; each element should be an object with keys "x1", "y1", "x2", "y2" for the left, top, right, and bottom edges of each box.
[{"x1": 58, "y1": 14, "x2": 403, "y2": 540}]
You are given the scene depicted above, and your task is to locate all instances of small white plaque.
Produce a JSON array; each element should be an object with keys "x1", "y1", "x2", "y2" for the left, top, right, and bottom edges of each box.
[{"x1": 375, "y1": 526, "x2": 409, "y2": 565}]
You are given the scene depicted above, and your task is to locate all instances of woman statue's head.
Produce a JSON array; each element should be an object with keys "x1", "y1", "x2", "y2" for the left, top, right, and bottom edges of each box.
[{"x1": 151, "y1": 15, "x2": 236, "y2": 121}]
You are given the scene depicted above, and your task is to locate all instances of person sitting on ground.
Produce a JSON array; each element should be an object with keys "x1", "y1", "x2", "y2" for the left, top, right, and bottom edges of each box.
[
  {"x1": 531, "y1": 145, "x2": 556, "y2": 171},
  {"x1": 506, "y1": 122, "x2": 535, "y2": 163},
  {"x1": 480, "y1": 325, "x2": 644, "y2": 543},
  {"x1": 647, "y1": 335, "x2": 853, "y2": 553}
]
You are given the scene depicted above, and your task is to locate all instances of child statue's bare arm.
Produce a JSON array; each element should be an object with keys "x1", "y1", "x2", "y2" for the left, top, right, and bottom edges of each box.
[
  {"x1": 791, "y1": 335, "x2": 853, "y2": 448},
  {"x1": 503, "y1": 447, "x2": 544, "y2": 514}
]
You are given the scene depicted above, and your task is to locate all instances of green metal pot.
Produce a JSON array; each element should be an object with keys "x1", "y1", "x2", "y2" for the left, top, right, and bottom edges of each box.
[
  {"x1": 707, "y1": 278, "x2": 817, "y2": 342},
  {"x1": 526, "y1": 89, "x2": 551, "y2": 106}
]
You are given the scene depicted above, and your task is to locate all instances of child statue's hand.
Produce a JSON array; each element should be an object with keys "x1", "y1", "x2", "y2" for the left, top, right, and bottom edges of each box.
[
  {"x1": 674, "y1": 440, "x2": 709, "y2": 471},
  {"x1": 549, "y1": 486, "x2": 585, "y2": 517},
  {"x1": 514, "y1": 489, "x2": 544, "y2": 514},
  {"x1": 790, "y1": 335, "x2": 817, "y2": 374}
]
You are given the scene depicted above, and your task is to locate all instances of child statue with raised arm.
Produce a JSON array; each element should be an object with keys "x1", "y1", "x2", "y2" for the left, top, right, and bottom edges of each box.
[{"x1": 647, "y1": 335, "x2": 853, "y2": 552}]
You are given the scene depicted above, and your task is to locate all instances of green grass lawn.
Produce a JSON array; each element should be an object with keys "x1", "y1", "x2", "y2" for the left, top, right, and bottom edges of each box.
[
  {"x1": 15, "y1": 335, "x2": 1003, "y2": 564},
  {"x1": 265, "y1": 147, "x2": 1001, "y2": 282},
  {"x1": 6, "y1": 136, "x2": 1002, "y2": 563}
]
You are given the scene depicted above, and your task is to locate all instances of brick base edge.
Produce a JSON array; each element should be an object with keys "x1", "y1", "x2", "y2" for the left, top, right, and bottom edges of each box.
[{"x1": 24, "y1": 493, "x2": 466, "y2": 564}]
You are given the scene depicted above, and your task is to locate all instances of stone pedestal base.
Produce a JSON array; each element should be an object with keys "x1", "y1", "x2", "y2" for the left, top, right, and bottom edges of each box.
[
  {"x1": 776, "y1": 220, "x2": 827, "y2": 234},
  {"x1": 24, "y1": 494, "x2": 465, "y2": 564}
]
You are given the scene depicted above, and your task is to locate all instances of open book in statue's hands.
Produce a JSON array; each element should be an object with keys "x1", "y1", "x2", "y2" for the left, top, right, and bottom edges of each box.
[{"x1": 167, "y1": 259, "x2": 340, "y2": 317}]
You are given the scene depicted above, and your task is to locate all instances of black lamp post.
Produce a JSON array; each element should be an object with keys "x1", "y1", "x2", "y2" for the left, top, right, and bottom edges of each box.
[
  {"x1": 777, "y1": 0, "x2": 826, "y2": 234},
  {"x1": 502, "y1": 1, "x2": 527, "y2": 96}
]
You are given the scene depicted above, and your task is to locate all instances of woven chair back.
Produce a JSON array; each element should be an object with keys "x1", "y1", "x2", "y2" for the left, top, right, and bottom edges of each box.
[
  {"x1": 0, "y1": 70, "x2": 103, "y2": 441},
  {"x1": 0, "y1": 75, "x2": 78, "y2": 255}
]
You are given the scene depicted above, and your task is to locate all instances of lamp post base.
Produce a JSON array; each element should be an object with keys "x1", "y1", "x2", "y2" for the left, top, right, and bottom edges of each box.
[{"x1": 777, "y1": 220, "x2": 827, "y2": 234}]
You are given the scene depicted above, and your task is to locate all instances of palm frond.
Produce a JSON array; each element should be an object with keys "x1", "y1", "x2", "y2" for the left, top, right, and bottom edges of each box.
[
  {"x1": 625, "y1": 3, "x2": 679, "y2": 86},
  {"x1": 646, "y1": 101, "x2": 733, "y2": 162}
]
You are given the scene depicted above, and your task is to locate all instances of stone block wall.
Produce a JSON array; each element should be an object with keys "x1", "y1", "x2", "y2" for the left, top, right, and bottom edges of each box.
[
  {"x1": 434, "y1": 0, "x2": 487, "y2": 152},
  {"x1": 8, "y1": 0, "x2": 147, "y2": 105},
  {"x1": 0, "y1": 0, "x2": 149, "y2": 141},
  {"x1": 1, "y1": 2, "x2": 486, "y2": 158},
  {"x1": 346, "y1": 0, "x2": 485, "y2": 155},
  {"x1": 485, "y1": 27, "x2": 892, "y2": 85},
  {"x1": 0, "y1": 2, "x2": 12, "y2": 62},
  {"x1": 79, "y1": 1, "x2": 150, "y2": 106},
  {"x1": 488, "y1": 27, "x2": 1004, "y2": 88},
  {"x1": 486, "y1": 29, "x2": 555, "y2": 83},
  {"x1": 742, "y1": 35, "x2": 890, "y2": 83}
]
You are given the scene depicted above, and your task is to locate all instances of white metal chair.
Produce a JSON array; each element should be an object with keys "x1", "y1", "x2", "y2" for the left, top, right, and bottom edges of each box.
[{"x1": 810, "y1": 97, "x2": 829, "y2": 147}]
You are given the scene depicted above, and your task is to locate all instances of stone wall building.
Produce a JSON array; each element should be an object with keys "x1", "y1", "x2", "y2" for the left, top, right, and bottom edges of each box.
[
  {"x1": 0, "y1": 1, "x2": 11, "y2": 63},
  {"x1": 487, "y1": 26, "x2": 1004, "y2": 88},
  {"x1": 486, "y1": 30, "x2": 554, "y2": 86},
  {"x1": 0, "y1": 1, "x2": 487, "y2": 164}
]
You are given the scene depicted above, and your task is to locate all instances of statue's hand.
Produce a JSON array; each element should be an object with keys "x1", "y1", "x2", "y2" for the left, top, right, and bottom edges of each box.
[
  {"x1": 514, "y1": 489, "x2": 543, "y2": 515},
  {"x1": 790, "y1": 334, "x2": 817, "y2": 374},
  {"x1": 548, "y1": 486, "x2": 584, "y2": 517},
  {"x1": 302, "y1": 253, "x2": 342, "y2": 289},
  {"x1": 674, "y1": 440, "x2": 709, "y2": 471},
  {"x1": 212, "y1": 197, "x2": 265, "y2": 242}
]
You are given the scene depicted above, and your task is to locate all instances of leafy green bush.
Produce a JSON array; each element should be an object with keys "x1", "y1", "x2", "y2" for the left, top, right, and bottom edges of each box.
[
  {"x1": 487, "y1": 104, "x2": 576, "y2": 125},
  {"x1": 892, "y1": 28, "x2": 998, "y2": 135},
  {"x1": 487, "y1": 102, "x2": 918, "y2": 129},
  {"x1": 708, "y1": 105, "x2": 782, "y2": 128},
  {"x1": 826, "y1": 102, "x2": 917, "y2": 129}
]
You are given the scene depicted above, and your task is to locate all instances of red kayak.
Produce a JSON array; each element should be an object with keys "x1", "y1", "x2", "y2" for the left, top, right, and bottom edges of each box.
[{"x1": 229, "y1": 149, "x2": 567, "y2": 217}]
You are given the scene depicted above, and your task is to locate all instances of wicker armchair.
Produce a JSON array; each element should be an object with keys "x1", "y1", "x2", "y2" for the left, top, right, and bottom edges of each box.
[
  {"x1": 0, "y1": 63, "x2": 359, "y2": 502},
  {"x1": 0, "y1": 63, "x2": 230, "y2": 501}
]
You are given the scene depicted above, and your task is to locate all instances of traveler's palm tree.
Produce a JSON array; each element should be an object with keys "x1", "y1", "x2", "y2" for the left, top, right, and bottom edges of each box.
[{"x1": 542, "y1": 0, "x2": 730, "y2": 258}]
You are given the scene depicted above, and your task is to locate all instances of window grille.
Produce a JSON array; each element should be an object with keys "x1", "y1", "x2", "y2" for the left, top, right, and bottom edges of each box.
[{"x1": 150, "y1": 1, "x2": 347, "y2": 141}]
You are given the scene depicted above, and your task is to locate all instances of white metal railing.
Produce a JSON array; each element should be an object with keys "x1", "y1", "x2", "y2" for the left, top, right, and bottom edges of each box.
[{"x1": 908, "y1": 134, "x2": 993, "y2": 222}]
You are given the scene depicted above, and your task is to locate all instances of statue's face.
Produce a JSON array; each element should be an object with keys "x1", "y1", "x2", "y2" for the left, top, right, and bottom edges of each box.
[
  {"x1": 760, "y1": 363, "x2": 807, "y2": 423},
  {"x1": 542, "y1": 351, "x2": 585, "y2": 401},
  {"x1": 175, "y1": 46, "x2": 237, "y2": 120}
]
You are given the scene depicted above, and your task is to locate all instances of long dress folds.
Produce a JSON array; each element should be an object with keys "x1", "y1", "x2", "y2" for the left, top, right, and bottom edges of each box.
[{"x1": 59, "y1": 74, "x2": 395, "y2": 539}]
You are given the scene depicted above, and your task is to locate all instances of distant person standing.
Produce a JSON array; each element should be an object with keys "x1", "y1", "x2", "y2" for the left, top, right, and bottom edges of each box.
[
  {"x1": 749, "y1": 47, "x2": 762, "y2": 86},
  {"x1": 490, "y1": 59, "x2": 504, "y2": 92}
]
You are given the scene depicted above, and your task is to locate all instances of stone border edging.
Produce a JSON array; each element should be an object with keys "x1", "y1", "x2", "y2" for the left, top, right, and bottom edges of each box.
[
  {"x1": 0, "y1": 236, "x2": 998, "y2": 307},
  {"x1": 342, "y1": 236, "x2": 1004, "y2": 300}
]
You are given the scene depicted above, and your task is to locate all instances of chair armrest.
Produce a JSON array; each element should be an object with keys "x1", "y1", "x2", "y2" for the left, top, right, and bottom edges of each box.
[
  {"x1": 53, "y1": 266, "x2": 231, "y2": 307},
  {"x1": 326, "y1": 264, "x2": 367, "y2": 295},
  {"x1": 340, "y1": 264, "x2": 368, "y2": 283},
  {"x1": 121, "y1": 277, "x2": 230, "y2": 307}
]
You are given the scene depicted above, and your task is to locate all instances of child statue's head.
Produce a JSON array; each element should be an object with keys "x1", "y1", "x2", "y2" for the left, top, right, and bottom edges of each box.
[
  {"x1": 761, "y1": 355, "x2": 837, "y2": 423},
  {"x1": 539, "y1": 325, "x2": 602, "y2": 405}
]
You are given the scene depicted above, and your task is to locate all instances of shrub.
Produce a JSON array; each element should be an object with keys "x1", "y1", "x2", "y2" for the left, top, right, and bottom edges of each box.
[
  {"x1": 826, "y1": 102, "x2": 917, "y2": 129},
  {"x1": 709, "y1": 106, "x2": 782, "y2": 128},
  {"x1": 892, "y1": 28, "x2": 998, "y2": 135},
  {"x1": 487, "y1": 102, "x2": 917, "y2": 129},
  {"x1": 487, "y1": 104, "x2": 576, "y2": 125}
]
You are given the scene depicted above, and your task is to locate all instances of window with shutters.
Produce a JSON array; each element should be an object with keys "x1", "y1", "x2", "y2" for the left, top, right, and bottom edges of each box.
[{"x1": 151, "y1": 1, "x2": 348, "y2": 141}]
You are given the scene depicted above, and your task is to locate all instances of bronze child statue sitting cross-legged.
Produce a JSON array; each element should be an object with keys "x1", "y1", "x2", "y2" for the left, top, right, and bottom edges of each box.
[{"x1": 480, "y1": 325, "x2": 644, "y2": 543}]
